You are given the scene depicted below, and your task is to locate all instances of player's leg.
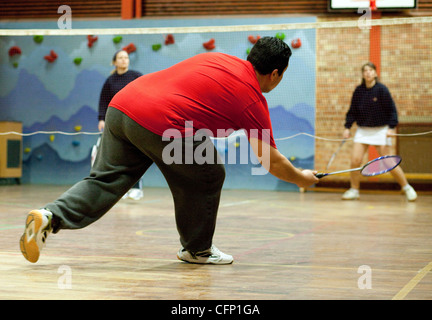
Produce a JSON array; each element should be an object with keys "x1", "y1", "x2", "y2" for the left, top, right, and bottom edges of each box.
[
  {"x1": 375, "y1": 145, "x2": 417, "y2": 201},
  {"x1": 45, "y1": 109, "x2": 153, "y2": 230},
  {"x1": 20, "y1": 108, "x2": 153, "y2": 262},
  {"x1": 153, "y1": 134, "x2": 232, "y2": 264},
  {"x1": 342, "y1": 142, "x2": 368, "y2": 200},
  {"x1": 375, "y1": 145, "x2": 408, "y2": 186}
]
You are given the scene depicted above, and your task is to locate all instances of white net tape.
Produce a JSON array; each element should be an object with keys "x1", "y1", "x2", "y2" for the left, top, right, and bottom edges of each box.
[{"x1": 2, "y1": 16, "x2": 432, "y2": 36}]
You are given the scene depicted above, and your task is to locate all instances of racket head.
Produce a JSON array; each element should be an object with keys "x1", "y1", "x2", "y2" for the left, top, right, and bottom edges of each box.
[{"x1": 360, "y1": 155, "x2": 402, "y2": 177}]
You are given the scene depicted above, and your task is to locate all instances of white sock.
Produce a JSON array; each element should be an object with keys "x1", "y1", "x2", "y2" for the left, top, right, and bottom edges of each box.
[{"x1": 402, "y1": 184, "x2": 411, "y2": 191}]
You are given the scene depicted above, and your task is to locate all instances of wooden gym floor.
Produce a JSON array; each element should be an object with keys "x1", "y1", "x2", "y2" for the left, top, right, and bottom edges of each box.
[{"x1": 0, "y1": 184, "x2": 431, "y2": 300}]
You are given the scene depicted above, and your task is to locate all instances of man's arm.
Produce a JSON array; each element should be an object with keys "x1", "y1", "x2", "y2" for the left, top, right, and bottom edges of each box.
[{"x1": 249, "y1": 138, "x2": 319, "y2": 188}]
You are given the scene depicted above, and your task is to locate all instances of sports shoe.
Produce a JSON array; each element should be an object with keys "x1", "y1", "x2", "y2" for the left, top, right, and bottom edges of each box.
[
  {"x1": 403, "y1": 185, "x2": 417, "y2": 202},
  {"x1": 127, "y1": 188, "x2": 143, "y2": 200},
  {"x1": 121, "y1": 190, "x2": 130, "y2": 200},
  {"x1": 20, "y1": 209, "x2": 53, "y2": 263},
  {"x1": 177, "y1": 245, "x2": 233, "y2": 265},
  {"x1": 342, "y1": 188, "x2": 360, "y2": 200}
]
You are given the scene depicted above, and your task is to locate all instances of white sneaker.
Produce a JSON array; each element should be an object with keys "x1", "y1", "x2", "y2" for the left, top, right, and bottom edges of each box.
[
  {"x1": 128, "y1": 188, "x2": 143, "y2": 200},
  {"x1": 20, "y1": 209, "x2": 53, "y2": 263},
  {"x1": 342, "y1": 188, "x2": 360, "y2": 200},
  {"x1": 121, "y1": 190, "x2": 130, "y2": 200},
  {"x1": 177, "y1": 245, "x2": 233, "y2": 265},
  {"x1": 403, "y1": 185, "x2": 417, "y2": 202}
]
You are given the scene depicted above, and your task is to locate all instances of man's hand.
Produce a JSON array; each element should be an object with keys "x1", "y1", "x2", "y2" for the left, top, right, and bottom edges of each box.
[{"x1": 296, "y1": 169, "x2": 319, "y2": 188}]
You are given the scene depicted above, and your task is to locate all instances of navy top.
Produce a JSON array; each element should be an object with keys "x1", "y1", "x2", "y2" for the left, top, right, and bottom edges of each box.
[
  {"x1": 98, "y1": 70, "x2": 142, "y2": 121},
  {"x1": 344, "y1": 82, "x2": 398, "y2": 129}
]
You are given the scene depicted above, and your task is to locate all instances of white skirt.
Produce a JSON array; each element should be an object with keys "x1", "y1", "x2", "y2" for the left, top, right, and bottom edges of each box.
[{"x1": 354, "y1": 125, "x2": 392, "y2": 146}]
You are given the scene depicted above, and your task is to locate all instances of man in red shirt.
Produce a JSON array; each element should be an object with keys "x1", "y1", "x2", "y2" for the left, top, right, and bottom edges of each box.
[{"x1": 20, "y1": 37, "x2": 318, "y2": 265}]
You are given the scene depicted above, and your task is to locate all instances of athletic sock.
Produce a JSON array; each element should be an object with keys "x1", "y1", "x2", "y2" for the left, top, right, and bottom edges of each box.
[{"x1": 402, "y1": 184, "x2": 411, "y2": 191}]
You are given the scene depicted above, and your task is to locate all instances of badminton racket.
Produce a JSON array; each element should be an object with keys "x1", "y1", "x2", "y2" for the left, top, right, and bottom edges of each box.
[
  {"x1": 326, "y1": 140, "x2": 346, "y2": 170},
  {"x1": 316, "y1": 155, "x2": 402, "y2": 179}
]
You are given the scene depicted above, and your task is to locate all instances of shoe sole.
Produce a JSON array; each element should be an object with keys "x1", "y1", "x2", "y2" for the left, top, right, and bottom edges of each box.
[
  {"x1": 176, "y1": 254, "x2": 233, "y2": 265},
  {"x1": 405, "y1": 192, "x2": 417, "y2": 202},
  {"x1": 20, "y1": 211, "x2": 43, "y2": 263}
]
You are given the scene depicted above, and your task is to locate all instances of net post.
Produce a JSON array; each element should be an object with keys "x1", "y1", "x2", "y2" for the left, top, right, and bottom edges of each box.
[
  {"x1": 135, "y1": 0, "x2": 142, "y2": 18},
  {"x1": 368, "y1": 1, "x2": 382, "y2": 179},
  {"x1": 121, "y1": 0, "x2": 134, "y2": 20}
]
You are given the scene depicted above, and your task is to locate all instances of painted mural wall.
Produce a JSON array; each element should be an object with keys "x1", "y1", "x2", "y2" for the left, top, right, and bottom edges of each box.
[{"x1": 0, "y1": 16, "x2": 316, "y2": 191}]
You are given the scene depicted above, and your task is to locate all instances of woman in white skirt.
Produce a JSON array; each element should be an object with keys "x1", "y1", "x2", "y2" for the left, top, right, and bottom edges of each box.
[{"x1": 342, "y1": 62, "x2": 417, "y2": 201}]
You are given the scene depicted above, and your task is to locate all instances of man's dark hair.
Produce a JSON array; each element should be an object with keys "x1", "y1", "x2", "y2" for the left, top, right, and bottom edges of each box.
[{"x1": 247, "y1": 36, "x2": 292, "y2": 76}]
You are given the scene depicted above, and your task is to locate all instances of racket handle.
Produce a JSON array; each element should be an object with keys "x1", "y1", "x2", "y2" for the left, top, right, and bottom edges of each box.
[{"x1": 315, "y1": 173, "x2": 327, "y2": 179}]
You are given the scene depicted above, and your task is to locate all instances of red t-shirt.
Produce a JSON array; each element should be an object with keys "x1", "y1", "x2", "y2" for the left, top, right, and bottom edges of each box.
[{"x1": 109, "y1": 52, "x2": 276, "y2": 148}]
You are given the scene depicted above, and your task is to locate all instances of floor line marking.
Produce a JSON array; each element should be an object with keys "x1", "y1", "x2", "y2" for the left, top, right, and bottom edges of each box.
[{"x1": 392, "y1": 261, "x2": 432, "y2": 300}]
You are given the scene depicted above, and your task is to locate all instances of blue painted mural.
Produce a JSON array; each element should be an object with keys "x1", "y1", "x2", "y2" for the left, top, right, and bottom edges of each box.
[{"x1": 0, "y1": 16, "x2": 316, "y2": 190}]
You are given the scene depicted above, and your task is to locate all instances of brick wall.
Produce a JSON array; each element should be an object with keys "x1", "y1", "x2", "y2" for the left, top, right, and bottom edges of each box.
[
  {"x1": 381, "y1": 22, "x2": 432, "y2": 122},
  {"x1": 315, "y1": 15, "x2": 432, "y2": 180},
  {"x1": 316, "y1": 16, "x2": 369, "y2": 174}
]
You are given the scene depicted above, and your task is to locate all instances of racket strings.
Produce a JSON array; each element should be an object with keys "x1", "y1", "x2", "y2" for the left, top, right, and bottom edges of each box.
[{"x1": 361, "y1": 156, "x2": 401, "y2": 176}]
